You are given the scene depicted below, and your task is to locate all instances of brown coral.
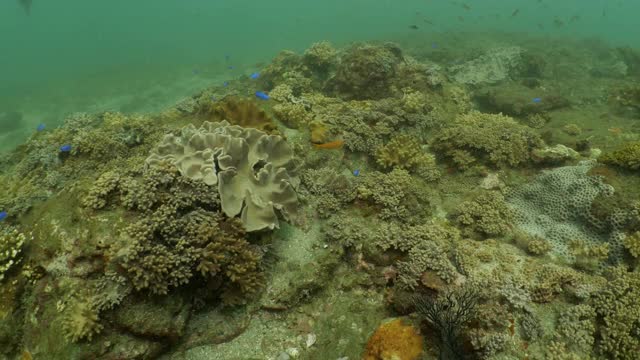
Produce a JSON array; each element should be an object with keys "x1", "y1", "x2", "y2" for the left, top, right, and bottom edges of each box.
[
  {"x1": 195, "y1": 95, "x2": 278, "y2": 134},
  {"x1": 363, "y1": 319, "x2": 423, "y2": 360}
]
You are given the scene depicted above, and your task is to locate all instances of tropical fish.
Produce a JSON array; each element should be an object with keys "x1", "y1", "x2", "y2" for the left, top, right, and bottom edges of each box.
[
  {"x1": 250, "y1": 72, "x2": 260, "y2": 79},
  {"x1": 255, "y1": 91, "x2": 270, "y2": 100},
  {"x1": 532, "y1": 97, "x2": 542, "y2": 103},
  {"x1": 18, "y1": 0, "x2": 32, "y2": 15},
  {"x1": 36, "y1": 123, "x2": 45, "y2": 131},
  {"x1": 60, "y1": 144, "x2": 72, "y2": 152},
  {"x1": 312, "y1": 140, "x2": 344, "y2": 150},
  {"x1": 511, "y1": 9, "x2": 520, "y2": 17},
  {"x1": 409, "y1": 25, "x2": 419, "y2": 30},
  {"x1": 0, "y1": 211, "x2": 7, "y2": 221}
]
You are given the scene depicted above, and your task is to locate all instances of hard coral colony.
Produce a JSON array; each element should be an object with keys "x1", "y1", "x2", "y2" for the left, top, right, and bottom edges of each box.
[{"x1": 1, "y1": 23, "x2": 640, "y2": 360}]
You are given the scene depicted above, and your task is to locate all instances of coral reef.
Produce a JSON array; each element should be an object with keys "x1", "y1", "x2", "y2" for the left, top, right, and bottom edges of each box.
[
  {"x1": 355, "y1": 168, "x2": 432, "y2": 223},
  {"x1": 453, "y1": 191, "x2": 514, "y2": 239},
  {"x1": 61, "y1": 295, "x2": 103, "y2": 343},
  {"x1": 85, "y1": 164, "x2": 263, "y2": 303},
  {"x1": 599, "y1": 142, "x2": 640, "y2": 171},
  {"x1": 194, "y1": 95, "x2": 278, "y2": 134},
  {"x1": 623, "y1": 231, "x2": 640, "y2": 257},
  {"x1": 591, "y1": 267, "x2": 640, "y2": 358},
  {"x1": 375, "y1": 134, "x2": 440, "y2": 181},
  {"x1": 146, "y1": 121, "x2": 298, "y2": 231},
  {"x1": 448, "y1": 47, "x2": 524, "y2": 85},
  {"x1": 0, "y1": 227, "x2": 29, "y2": 281},
  {"x1": 363, "y1": 319, "x2": 423, "y2": 360},
  {"x1": 431, "y1": 111, "x2": 544, "y2": 169},
  {"x1": 302, "y1": 41, "x2": 337, "y2": 74},
  {"x1": 330, "y1": 43, "x2": 403, "y2": 99},
  {"x1": 507, "y1": 161, "x2": 620, "y2": 262}
]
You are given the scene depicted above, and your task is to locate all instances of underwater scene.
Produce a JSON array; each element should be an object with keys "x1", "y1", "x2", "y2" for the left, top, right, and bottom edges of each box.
[{"x1": 2, "y1": 0, "x2": 640, "y2": 359}]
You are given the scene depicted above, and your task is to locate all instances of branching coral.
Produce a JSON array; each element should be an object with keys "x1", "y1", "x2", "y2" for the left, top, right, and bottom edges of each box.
[
  {"x1": 0, "y1": 227, "x2": 29, "y2": 281},
  {"x1": 554, "y1": 304, "x2": 597, "y2": 355},
  {"x1": 591, "y1": 266, "x2": 640, "y2": 359},
  {"x1": 375, "y1": 134, "x2": 440, "y2": 181},
  {"x1": 355, "y1": 168, "x2": 432, "y2": 223},
  {"x1": 86, "y1": 165, "x2": 263, "y2": 303},
  {"x1": 431, "y1": 111, "x2": 544, "y2": 168},
  {"x1": 454, "y1": 191, "x2": 514, "y2": 239},
  {"x1": 62, "y1": 296, "x2": 103, "y2": 343},
  {"x1": 330, "y1": 43, "x2": 403, "y2": 100}
]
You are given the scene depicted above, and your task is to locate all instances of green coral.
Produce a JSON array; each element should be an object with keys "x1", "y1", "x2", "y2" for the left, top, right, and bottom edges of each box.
[
  {"x1": 600, "y1": 142, "x2": 640, "y2": 170},
  {"x1": 61, "y1": 295, "x2": 103, "y2": 343},
  {"x1": 87, "y1": 165, "x2": 262, "y2": 303},
  {"x1": 623, "y1": 231, "x2": 640, "y2": 257},
  {"x1": 0, "y1": 227, "x2": 29, "y2": 281},
  {"x1": 355, "y1": 168, "x2": 432, "y2": 223},
  {"x1": 454, "y1": 191, "x2": 514, "y2": 239},
  {"x1": 324, "y1": 216, "x2": 460, "y2": 288},
  {"x1": 591, "y1": 266, "x2": 640, "y2": 359},
  {"x1": 431, "y1": 111, "x2": 544, "y2": 168},
  {"x1": 555, "y1": 304, "x2": 597, "y2": 355},
  {"x1": 375, "y1": 134, "x2": 441, "y2": 181}
]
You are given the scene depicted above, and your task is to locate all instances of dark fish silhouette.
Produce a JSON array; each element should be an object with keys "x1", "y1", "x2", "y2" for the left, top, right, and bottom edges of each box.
[{"x1": 18, "y1": 0, "x2": 32, "y2": 15}]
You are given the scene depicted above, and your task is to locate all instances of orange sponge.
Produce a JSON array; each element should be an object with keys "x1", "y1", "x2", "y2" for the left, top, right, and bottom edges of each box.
[{"x1": 362, "y1": 318, "x2": 423, "y2": 360}]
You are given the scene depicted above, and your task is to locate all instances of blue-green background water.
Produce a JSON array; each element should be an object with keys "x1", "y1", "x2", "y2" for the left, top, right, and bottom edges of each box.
[{"x1": 0, "y1": 0, "x2": 638, "y2": 151}]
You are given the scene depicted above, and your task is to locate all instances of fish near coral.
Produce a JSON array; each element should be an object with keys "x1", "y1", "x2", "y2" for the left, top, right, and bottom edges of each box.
[{"x1": 312, "y1": 139, "x2": 344, "y2": 150}]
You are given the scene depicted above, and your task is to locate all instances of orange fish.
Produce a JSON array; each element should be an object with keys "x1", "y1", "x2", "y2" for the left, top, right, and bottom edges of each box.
[{"x1": 312, "y1": 140, "x2": 344, "y2": 149}]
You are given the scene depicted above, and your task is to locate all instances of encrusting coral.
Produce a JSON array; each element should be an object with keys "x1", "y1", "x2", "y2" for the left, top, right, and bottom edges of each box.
[
  {"x1": 362, "y1": 319, "x2": 423, "y2": 360},
  {"x1": 431, "y1": 111, "x2": 544, "y2": 169},
  {"x1": 145, "y1": 120, "x2": 298, "y2": 231}
]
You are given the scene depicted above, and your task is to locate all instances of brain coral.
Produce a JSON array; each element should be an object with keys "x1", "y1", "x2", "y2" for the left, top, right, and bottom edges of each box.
[
  {"x1": 431, "y1": 111, "x2": 544, "y2": 168},
  {"x1": 146, "y1": 121, "x2": 298, "y2": 231}
]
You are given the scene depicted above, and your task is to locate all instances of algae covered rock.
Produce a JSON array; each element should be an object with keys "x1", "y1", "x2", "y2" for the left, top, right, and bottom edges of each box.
[
  {"x1": 146, "y1": 120, "x2": 298, "y2": 231},
  {"x1": 449, "y1": 47, "x2": 523, "y2": 85},
  {"x1": 431, "y1": 111, "x2": 544, "y2": 168}
]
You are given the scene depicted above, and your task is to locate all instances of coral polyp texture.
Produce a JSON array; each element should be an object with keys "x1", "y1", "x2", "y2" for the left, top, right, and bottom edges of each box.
[
  {"x1": 431, "y1": 111, "x2": 544, "y2": 169},
  {"x1": 146, "y1": 120, "x2": 298, "y2": 231},
  {"x1": 0, "y1": 227, "x2": 29, "y2": 281}
]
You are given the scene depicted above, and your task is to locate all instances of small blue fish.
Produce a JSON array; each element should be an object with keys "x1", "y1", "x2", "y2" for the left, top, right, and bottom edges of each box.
[
  {"x1": 250, "y1": 72, "x2": 260, "y2": 79},
  {"x1": 225, "y1": 54, "x2": 230, "y2": 61},
  {"x1": 37, "y1": 123, "x2": 46, "y2": 131},
  {"x1": 60, "y1": 144, "x2": 72, "y2": 152},
  {"x1": 0, "y1": 211, "x2": 7, "y2": 221},
  {"x1": 228, "y1": 66, "x2": 235, "y2": 70},
  {"x1": 255, "y1": 91, "x2": 270, "y2": 100},
  {"x1": 532, "y1": 97, "x2": 542, "y2": 103},
  {"x1": 223, "y1": 81, "x2": 229, "y2": 87},
  {"x1": 192, "y1": 69, "x2": 200, "y2": 75},
  {"x1": 431, "y1": 42, "x2": 438, "y2": 49},
  {"x1": 353, "y1": 169, "x2": 360, "y2": 176}
]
